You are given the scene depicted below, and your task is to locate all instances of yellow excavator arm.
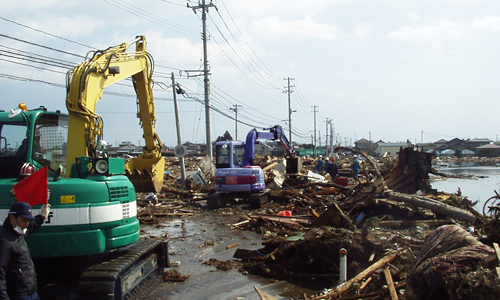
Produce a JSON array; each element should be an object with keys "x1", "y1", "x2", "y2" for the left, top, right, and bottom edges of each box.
[{"x1": 65, "y1": 35, "x2": 165, "y2": 192}]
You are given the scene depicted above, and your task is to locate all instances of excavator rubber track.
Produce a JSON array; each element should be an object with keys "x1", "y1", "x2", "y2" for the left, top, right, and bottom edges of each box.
[{"x1": 77, "y1": 238, "x2": 169, "y2": 300}]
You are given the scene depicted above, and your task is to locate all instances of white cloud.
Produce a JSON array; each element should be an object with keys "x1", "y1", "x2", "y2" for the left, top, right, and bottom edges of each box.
[
  {"x1": 387, "y1": 16, "x2": 500, "y2": 44},
  {"x1": 407, "y1": 11, "x2": 421, "y2": 22},
  {"x1": 251, "y1": 17, "x2": 341, "y2": 41},
  {"x1": 144, "y1": 31, "x2": 201, "y2": 67},
  {"x1": 354, "y1": 22, "x2": 372, "y2": 38},
  {"x1": 25, "y1": 17, "x2": 105, "y2": 38},
  {"x1": 441, "y1": 0, "x2": 490, "y2": 4},
  {"x1": 388, "y1": 22, "x2": 459, "y2": 43},
  {"x1": 471, "y1": 16, "x2": 500, "y2": 31},
  {"x1": 229, "y1": 0, "x2": 355, "y2": 20},
  {"x1": 0, "y1": 0, "x2": 68, "y2": 11}
]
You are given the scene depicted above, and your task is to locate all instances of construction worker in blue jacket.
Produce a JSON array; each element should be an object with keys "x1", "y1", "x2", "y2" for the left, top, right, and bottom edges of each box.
[
  {"x1": 351, "y1": 155, "x2": 361, "y2": 182},
  {"x1": 315, "y1": 155, "x2": 324, "y2": 173}
]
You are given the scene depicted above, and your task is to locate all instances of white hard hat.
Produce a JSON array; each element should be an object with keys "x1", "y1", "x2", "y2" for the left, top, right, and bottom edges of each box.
[
  {"x1": 325, "y1": 157, "x2": 329, "y2": 161},
  {"x1": 319, "y1": 155, "x2": 322, "y2": 158}
]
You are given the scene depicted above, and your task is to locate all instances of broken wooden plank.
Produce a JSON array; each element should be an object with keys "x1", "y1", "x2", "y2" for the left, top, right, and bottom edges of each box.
[
  {"x1": 310, "y1": 207, "x2": 321, "y2": 218},
  {"x1": 254, "y1": 286, "x2": 277, "y2": 300},
  {"x1": 384, "y1": 266, "x2": 398, "y2": 300},
  {"x1": 248, "y1": 213, "x2": 312, "y2": 226},
  {"x1": 230, "y1": 220, "x2": 250, "y2": 230},
  {"x1": 262, "y1": 162, "x2": 280, "y2": 172},
  {"x1": 359, "y1": 277, "x2": 372, "y2": 290},
  {"x1": 310, "y1": 249, "x2": 403, "y2": 299},
  {"x1": 311, "y1": 202, "x2": 355, "y2": 230},
  {"x1": 333, "y1": 282, "x2": 406, "y2": 300},
  {"x1": 315, "y1": 187, "x2": 343, "y2": 195},
  {"x1": 226, "y1": 243, "x2": 240, "y2": 250},
  {"x1": 386, "y1": 191, "x2": 476, "y2": 223},
  {"x1": 494, "y1": 242, "x2": 500, "y2": 262},
  {"x1": 379, "y1": 219, "x2": 453, "y2": 228}
]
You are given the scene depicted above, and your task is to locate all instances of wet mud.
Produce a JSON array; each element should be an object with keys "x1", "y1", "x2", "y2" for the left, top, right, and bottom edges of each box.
[{"x1": 141, "y1": 209, "x2": 318, "y2": 300}]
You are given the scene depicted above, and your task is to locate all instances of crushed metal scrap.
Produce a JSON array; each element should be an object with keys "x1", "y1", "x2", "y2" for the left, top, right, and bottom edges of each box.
[{"x1": 137, "y1": 148, "x2": 500, "y2": 299}]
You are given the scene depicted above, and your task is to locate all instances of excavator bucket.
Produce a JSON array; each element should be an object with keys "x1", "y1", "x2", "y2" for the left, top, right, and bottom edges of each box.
[{"x1": 125, "y1": 156, "x2": 165, "y2": 193}]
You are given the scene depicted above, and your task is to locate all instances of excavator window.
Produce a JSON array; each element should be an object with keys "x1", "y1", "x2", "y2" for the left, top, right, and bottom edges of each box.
[
  {"x1": 32, "y1": 114, "x2": 68, "y2": 175},
  {"x1": 0, "y1": 122, "x2": 27, "y2": 157},
  {"x1": 0, "y1": 122, "x2": 28, "y2": 178},
  {"x1": 233, "y1": 145, "x2": 245, "y2": 167},
  {"x1": 216, "y1": 144, "x2": 230, "y2": 168}
]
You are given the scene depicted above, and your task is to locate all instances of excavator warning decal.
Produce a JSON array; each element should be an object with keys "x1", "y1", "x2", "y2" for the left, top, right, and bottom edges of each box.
[{"x1": 61, "y1": 195, "x2": 75, "y2": 204}]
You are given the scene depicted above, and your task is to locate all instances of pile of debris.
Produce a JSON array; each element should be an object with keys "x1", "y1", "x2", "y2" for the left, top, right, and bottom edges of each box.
[
  {"x1": 225, "y1": 147, "x2": 500, "y2": 299},
  {"x1": 136, "y1": 147, "x2": 500, "y2": 299}
]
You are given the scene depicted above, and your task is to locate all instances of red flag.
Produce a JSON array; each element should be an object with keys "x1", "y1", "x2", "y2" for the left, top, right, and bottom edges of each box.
[{"x1": 13, "y1": 166, "x2": 49, "y2": 206}]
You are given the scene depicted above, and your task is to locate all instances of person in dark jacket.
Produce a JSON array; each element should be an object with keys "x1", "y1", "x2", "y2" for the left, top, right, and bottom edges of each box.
[
  {"x1": 0, "y1": 201, "x2": 50, "y2": 300},
  {"x1": 327, "y1": 157, "x2": 339, "y2": 181}
]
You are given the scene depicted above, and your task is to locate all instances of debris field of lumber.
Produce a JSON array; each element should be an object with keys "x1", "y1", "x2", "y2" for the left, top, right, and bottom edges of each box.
[{"x1": 136, "y1": 147, "x2": 500, "y2": 300}]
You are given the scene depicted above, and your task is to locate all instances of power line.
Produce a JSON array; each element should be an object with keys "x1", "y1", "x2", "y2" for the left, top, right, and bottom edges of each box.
[
  {"x1": 218, "y1": 0, "x2": 281, "y2": 80},
  {"x1": 208, "y1": 12, "x2": 279, "y2": 89},
  {"x1": 0, "y1": 34, "x2": 85, "y2": 58},
  {"x1": 0, "y1": 16, "x2": 95, "y2": 49},
  {"x1": 157, "y1": 0, "x2": 186, "y2": 7},
  {"x1": 0, "y1": 13, "x2": 303, "y2": 140},
  {"x1": 101, "y1": 0, "x2": 199, "y2": 38}
]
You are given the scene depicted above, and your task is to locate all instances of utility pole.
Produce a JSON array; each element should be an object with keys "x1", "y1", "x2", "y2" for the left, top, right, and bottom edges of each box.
[
  {"x1": 325, "y1": 118, "x2": 331, "y2": 157},
  {"x1": 283, "y1": 78, "x2": 295, "y2": 144},
  {"x1": 171, "y1": 73, "x2": 186, "y2": 188},
  {"x1": 319, "y1": 132, "x2": 322, "y2": 150},
  {"x1": 230, "y1": 104, "x2": 242, "y2": 140},
  {"x1": 312, "y1": 105, "x2": 319, "y2": 157},
  {"x1": 189, "y1": 0, "x2": 216, "y2": 158},
  {"x1": 330, "y1": 122, "x2": 334, "y2": 153}
]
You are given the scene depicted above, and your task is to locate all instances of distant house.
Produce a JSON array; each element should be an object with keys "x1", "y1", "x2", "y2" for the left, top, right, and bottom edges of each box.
[
  {"x1": 117, "y1": 141, "x2": 137, "y2": 156},
  {"x1": 476, "y1": 144, "x2": 500, "y2": 157},
  {"x1": 105, "y1": 146, "x2": 119, "y2": 156},
  {"x1": 184, "y1": 141, "x2": 206, "y2": 154},
  {"x1": 354, "y1": 138, "x2": 377, "y2": 155},
  {"x1": 436, "y1": 138, "x2": 469, "y2": 153},
  {"x1": 467, "y1": 138, "x2": 493, "y2": 150},
  {"x1": 374, "y1": 142, "x2": 407, "y2": 157},
  {"x1": 434, "y1": 139, "x2": 447, "y2": 150},
  {"x1": 255, "y1": 141, "x2": 273, "y2": 156}
]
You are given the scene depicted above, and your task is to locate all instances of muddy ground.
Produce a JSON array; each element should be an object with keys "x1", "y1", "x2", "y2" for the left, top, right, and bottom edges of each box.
[{"x1": 140, "y1": 207, "x2": 319, "y2": 300}]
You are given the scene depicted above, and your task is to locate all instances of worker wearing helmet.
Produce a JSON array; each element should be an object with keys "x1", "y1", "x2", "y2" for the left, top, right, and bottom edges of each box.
[
  {"x1": 315, "y1": 155, "x2": 324, "y2": 173},
  {"x1": 323, "y1": 157, "x2": 331, "y2": 175}
]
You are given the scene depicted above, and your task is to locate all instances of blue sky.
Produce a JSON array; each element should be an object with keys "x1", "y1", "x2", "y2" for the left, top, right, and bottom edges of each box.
[{"x1": 1, "y1": 0, "x2": 499, "y2": 147}]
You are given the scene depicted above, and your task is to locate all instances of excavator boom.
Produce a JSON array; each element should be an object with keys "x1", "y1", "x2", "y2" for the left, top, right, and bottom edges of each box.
[{"x1": 65, "y1": 35, "x2": 164, "y2": 192}]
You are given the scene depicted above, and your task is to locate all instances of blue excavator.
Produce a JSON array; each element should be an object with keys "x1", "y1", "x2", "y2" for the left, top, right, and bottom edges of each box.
[{"x1": 208, "y1": 125, "x2": 301, "y2": 209}]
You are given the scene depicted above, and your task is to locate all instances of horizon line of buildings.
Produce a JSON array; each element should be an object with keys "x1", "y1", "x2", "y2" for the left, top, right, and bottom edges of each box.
[{"x1": 107, "y1": 137, "x2": 500, "y2": 158}]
